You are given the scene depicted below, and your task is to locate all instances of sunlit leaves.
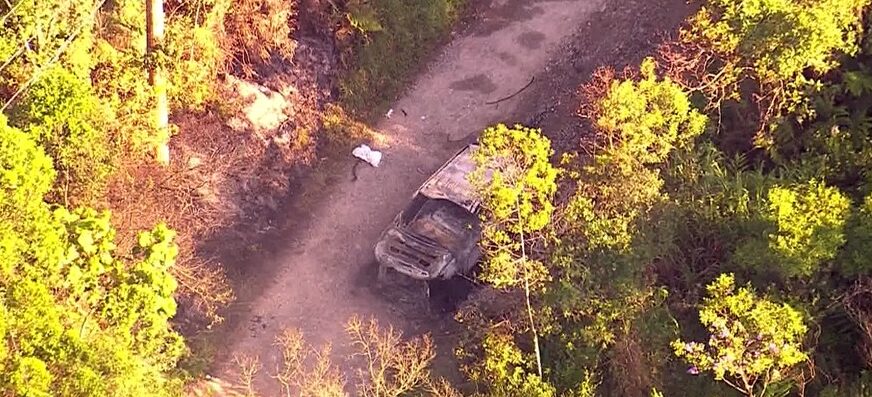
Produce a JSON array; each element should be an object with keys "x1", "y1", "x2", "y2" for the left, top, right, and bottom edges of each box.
[
  {"x1": 472, "y1": 124, "x2": 559, "y2": 288},
  {"x1": 673, "y1": 274, "x2": 808, "y2": 396},
  {"x1": 473, "y1": 332, "x2": 556, "y2": 397},
  {"x1": 735, "y1": 180, "x2": 851, "y2": 277},
  {"x1": 0, "y1": 117, "x2": 184, "y2": 396},
  {"x1": 595, "y1": 58, "x2": 707, "y2": 165},
  {"x1": 690, "y1": 0, "x2": 866, "y2": 83}
]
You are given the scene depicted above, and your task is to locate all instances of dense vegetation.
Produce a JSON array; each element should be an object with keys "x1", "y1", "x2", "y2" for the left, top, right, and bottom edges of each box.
[
  {"x1": 0, "y1": 0, "x2": 464, "y2": 394},
  {"x1": 7, "y1": 0, "x2": 872, "y2": 395},
  {"x1": 463, "y1": 0, "x2": 872, "y2": 396}
]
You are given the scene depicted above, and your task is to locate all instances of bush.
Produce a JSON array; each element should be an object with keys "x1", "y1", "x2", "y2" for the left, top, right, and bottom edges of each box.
[
  {"x1": 838, "y1": 194, "x2": 872, "y2": 275},
  {"x1": 673, "y1": 274, "x2": 808, "y2": 396},
  {"x1": 14, "y1": 67, "x2": 114, "y2": 205},
  {"x1": 0, "y1": 116, "x2": 185, "y2": 397},
  {"x1": 735, "y1": 179, "x2": 851, "y2": 278},
  {"x1": 473, "y1": 331, "x2": 556, "y2": 397},
  {"x1": 586, "y1": 58, "x2": 707, "y2": 165},
  {"x1": 0, "y1": 115, "x2": 55, "y2": 221}
]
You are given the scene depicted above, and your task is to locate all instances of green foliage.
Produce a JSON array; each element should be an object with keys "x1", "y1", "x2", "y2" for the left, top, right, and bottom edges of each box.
[
  {"x1": 768, "y1": 12, "x2": 872, "y2": 195},
  {"x1": 0, "y1": 0, "x2": 99, "y2": 87},
  {"x1": 594, "y1": 58, "x2": 707, "y2": 164},
  {"x1": 473, "y1": 331, "x2": 556, "y2": 397},
  {"x1": 165, "y1": 0, "x2": 231, "y2": 109},
  {"x1": 673, "y1": 274, "x2": 808, "y2": 396},
  {"x1": 338, "y1": 0, "x2": 465, "y2": 118},
  {"x1": 563, "y1": 159, "x2": 664, "y2": 252},
  {"x1": 536, "y1": 64, "x2": 707, "y2": 394},
  {"x1": 0, "y1": 113, "x2": 184, "y2": 396},
  {"x1": 473, "y1": 124, "x2": 559, "y2": 288},
  {"x1": 735, "y1": 180, "x2": 851, "y2": 278},
  {"x1": 15, "y1": 66, "x2": 113, "y2": 204},
  {"x1": 0, "y1": 115, "x2": 55, "y2": 221},
  {"x1": 690, "y1": 0, "x2": 866, "y2": 83},
  {"x1": 679, "y1": 0, "x2": 868, "y2": 146},
  {"x1": 1, "y1": 0, "x2": 237, "y2": 203},
  {"x1": 839, "y1": 194, "x2": 872, "y2": 274}
]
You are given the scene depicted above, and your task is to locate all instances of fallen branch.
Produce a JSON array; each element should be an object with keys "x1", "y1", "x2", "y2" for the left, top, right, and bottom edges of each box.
[{"x1": 486, "y1": 76, "x2": 535, "y2": 105}]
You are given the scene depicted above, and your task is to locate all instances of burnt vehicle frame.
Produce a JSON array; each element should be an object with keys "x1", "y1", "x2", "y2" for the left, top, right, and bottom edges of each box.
[{"x1": 374, "y1": 144, "x2": 489, "y2": 282}]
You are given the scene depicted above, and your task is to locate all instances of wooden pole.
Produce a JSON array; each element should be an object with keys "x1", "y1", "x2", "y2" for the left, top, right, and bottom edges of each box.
[{"x1": 146, "y1": 0, "x2": 170, "y2": 165}]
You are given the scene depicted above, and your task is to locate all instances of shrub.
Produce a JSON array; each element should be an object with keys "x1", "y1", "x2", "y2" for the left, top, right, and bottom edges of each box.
[
  {"x1": 14, "y1": 67, "x2": 113, "y2": 204},
  {"x1": 586, "y1": 58, "x2": 707, "y2": 165},
  {"x1": 838, "y1": 194, "x2": 872, "y2": 275},
  {"x1": 735, "y1": 179, "x2": 851, "y2": 278},
  {"x1": 0, "y1": 116, "x2": 185, "y2": 397},
  {"x1": 0, "y1": 115, "x2": 55, "y2": 221},
  {"x1": 472, "y1": 331, "x2": 556, "y2": 397},
  {"x1": 673, "y1": 273, "x2": 808, "y2": 397}
]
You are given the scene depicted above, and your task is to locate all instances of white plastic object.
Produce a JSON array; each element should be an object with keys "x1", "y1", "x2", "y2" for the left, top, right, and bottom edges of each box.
[{"x1": 352, "y1": 144, "x2": 383, "y2": 168}]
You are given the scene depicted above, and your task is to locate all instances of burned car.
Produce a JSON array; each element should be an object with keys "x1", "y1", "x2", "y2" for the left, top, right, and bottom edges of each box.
[{"x1": 375, "y1": 144, "x2": 488, "y2": 281}]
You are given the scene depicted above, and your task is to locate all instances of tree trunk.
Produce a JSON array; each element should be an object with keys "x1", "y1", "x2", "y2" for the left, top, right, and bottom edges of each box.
[{"x1": 146, "y1": 0, "x2": 170, "y2": 165}]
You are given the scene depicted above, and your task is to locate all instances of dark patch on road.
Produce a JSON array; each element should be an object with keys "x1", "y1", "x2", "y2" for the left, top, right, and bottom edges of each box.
[
  {"x1": 498, "y1": 51, "x2": 519, "y2": 66},
  {"x1": 516, "y1": 30, "x2": 547, "y2": 49},
  {"x1": 449, "y1": 73, "x2": 498, "y2": 94},
  {"x1": 472, "y1": 0, "x2": 573, "y2": 36}
]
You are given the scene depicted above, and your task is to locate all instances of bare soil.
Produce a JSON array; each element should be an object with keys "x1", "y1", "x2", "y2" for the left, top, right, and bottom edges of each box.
[{"x1": 202, "y1": 0, "x2": 693, "y2": 394}]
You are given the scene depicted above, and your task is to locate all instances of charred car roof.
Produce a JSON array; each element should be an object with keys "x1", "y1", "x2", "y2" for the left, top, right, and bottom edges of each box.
[{"x1": 418, "y1": 144, "x2": 487, "y2": 213}]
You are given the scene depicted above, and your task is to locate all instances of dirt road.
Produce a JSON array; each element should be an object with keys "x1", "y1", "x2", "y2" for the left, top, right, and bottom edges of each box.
[{"x1": 210, "y1": 0, "x2": 611, "y2": 393}]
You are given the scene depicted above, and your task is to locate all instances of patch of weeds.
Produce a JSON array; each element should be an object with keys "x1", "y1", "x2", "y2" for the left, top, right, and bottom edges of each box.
[
  {"x1": 175, "y1": 333, "x2": 217, "y2": 379},
  {"x1": 337, "y1": 0, "x2": 467, "y2": 120},
  {"x1": 321, "y1": 103, "x2": 376, "y2": 149}
]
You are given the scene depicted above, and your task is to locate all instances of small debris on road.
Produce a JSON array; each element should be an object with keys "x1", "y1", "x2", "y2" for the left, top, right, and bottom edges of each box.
[{"x1": 352, "y1": 144, "x2": 383, "y2": 167}]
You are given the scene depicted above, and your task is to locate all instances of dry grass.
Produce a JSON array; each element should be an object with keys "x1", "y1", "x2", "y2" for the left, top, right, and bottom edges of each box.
[
  {"x1": 321, "y1": 103, "x2": 378, "y2": 149},
  {"x1": 346, "y1": 316, "x2": 437, "y2": 397},
  {"x1": 272, "y1": 328, "x2": 346, "y2": 397},
  {"x1": 223, "y1": 0, "x2": 299, "y2": 77},
  {"x1": 200, "y1": 318, "x2": 459, "y2": 396},
  {"x1": 233, "y1": 354, "x2": 262, "y2": 397}
]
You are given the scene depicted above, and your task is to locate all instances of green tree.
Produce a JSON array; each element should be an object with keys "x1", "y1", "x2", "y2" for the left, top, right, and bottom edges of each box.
[
  {"x1": 674, "y1": 0, "x2": 867, "y2": 142},
  {"x1": 472, "y1": 123, "x2": 560, "y2": 380},
  {"x1": 472, "y1": 124, "x2": 559, "y2": 288},
  {"x1": 735, "y1": 179, "x2": 852, "y2": 278},
  {"x1": 672, "y1": 274, "x2": 808, "y2": 397},
  {"x1": 689, "y1": 0, "x2": 865, "y2": 83},
  {"x1": 590, "y1": 58, "x2": 707, "y2": 165},
  {"x1": 540, "y1": 61, "x2": 706, "y2": 393},
  {"x1": 0, "y1": 116, "x2": 185, "y2": 396}
]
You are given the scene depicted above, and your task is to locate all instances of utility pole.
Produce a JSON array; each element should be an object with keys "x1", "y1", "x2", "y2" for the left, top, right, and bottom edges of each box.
[{"x1": 146, "y1": 0, "x2": 170, "y2": 165}]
